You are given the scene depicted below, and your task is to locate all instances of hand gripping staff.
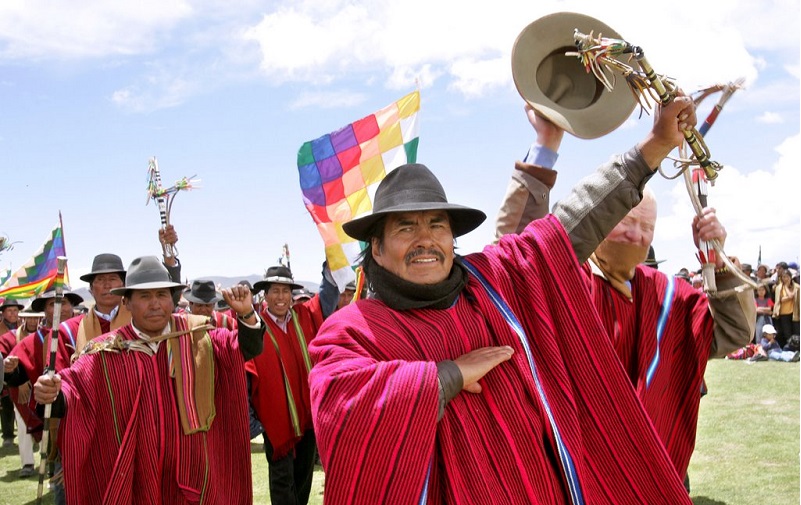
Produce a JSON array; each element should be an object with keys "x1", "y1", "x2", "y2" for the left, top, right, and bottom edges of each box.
[
  {"x1": 36, "y1": 256, "x2": 67, "y2": 505},
  {"x1": 146, "y1": 157, "x2": 200, "y2": 259},
  {"x1": 569, "y1": 27, "x2": 756, "y2": 295}
]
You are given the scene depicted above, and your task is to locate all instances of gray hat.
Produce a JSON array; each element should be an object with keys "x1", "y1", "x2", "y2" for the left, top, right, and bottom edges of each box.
[
  {"x1": 31, "y1": 289, "x2": 84, "y2": 312},
  {"x1": 184, "y1": 279, "x2": 221, "y2": 304},
  {"x1": 342, "y1": 164, "x2": 486, "y2": 242},
  {"x1": 0, "y1": 299, "x2": 24, "y2": 311},
  {"x1": 110, "y1": 256, "x2": 186, "y2": 296},
  {"x1": 80, "y1": 253, "x2": 127, "y2": 283},
  {"x1": 253, "y1": 265, "x2": 303, "y2": 293}
]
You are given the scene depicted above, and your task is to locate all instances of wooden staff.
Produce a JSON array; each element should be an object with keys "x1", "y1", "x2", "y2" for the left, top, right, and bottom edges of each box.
[{"x1": 37, "y1": 256, "x2": 67, "y2": 504}]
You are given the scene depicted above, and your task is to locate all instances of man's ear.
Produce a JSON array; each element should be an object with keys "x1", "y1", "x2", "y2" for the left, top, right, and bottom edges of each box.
[{"x1": 371, "y1": 237, "x2": 382, "y2": 258}]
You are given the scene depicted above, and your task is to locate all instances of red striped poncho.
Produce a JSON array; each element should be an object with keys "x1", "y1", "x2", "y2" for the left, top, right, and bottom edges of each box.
[
  {"x1": 309, "y1": 215, "x2": 691, "y2": 504},
  {"x1": 586, "y1": 264, "x2": 714, "y2": 477},
  {"x1": 1, "y1": 330, "x2": 44, "y2": 438},
  {"x1": 57, "y1": 315, "x2": 252, "y2": 504}
]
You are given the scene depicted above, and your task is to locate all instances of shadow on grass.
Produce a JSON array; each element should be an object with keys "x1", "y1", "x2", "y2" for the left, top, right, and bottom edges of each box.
[
  {"x1": 693, "y1": 497, "x2": 728, "y2": 505},
  {"x1": 250, "y1": 441, "x2": 264, "y2": 455}
]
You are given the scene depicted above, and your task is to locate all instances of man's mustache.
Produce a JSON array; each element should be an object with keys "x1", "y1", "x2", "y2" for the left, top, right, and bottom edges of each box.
[{"x1": 405, "y1": 248, "x2": 445, "y2": 263}]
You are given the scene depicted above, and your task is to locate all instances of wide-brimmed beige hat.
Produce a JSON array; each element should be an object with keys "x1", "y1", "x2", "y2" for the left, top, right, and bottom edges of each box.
[{"x1": 511, "y1": 12, "x2": 637, "y2": 139}]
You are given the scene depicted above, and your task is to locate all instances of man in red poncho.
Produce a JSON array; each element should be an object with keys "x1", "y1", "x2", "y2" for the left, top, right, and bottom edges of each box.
[
  {"x1": 494, "y1": 103, "x2": 754, "y2": 488},
  {"x1": 307, "y1": 88, "x2": 702, "y2": 502},
  {"x1": 0, "y1": 298, "x2": 23, "y2": 448},
  {"x1": 1, "y1": 306, "x2": 43, "y2": 477},
  {"x1": 33, "y1": 255, "x2": 265, "y2": 504},
  {"x1": 246, "y1": 265, "x2": 323, "y2": 505}
]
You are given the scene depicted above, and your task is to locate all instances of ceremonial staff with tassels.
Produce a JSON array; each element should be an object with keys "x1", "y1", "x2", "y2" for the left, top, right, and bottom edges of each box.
[
  {"x1": 36, "y1": 256, "x2": 67, "y2": 505},
  {"x1": 570, "y1": 30, "x2": 756, "y2": 295},
  {"x1": 146, "y1": 157, "x2": 200, "y2": 260}
]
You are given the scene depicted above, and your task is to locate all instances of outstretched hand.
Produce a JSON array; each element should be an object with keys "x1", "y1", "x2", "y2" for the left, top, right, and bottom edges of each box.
[{"x1": 454, "y1": 346, "x2": 514, "y2": 394}]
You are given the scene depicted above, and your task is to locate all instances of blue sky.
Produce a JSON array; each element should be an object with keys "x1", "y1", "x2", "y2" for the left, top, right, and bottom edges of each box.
[{"x1": 1, "y1": 0, "x2": 798, "y2": 288}]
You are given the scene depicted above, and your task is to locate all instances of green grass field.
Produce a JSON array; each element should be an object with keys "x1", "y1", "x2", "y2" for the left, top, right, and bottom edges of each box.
[{"x1": 1, "y1": 359, "x2": 797, "y2": 504}]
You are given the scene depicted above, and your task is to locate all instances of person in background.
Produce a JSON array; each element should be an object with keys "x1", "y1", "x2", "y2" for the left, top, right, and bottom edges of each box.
[
  {"x1": 748, "y1": 324, "x2": 800, "y2": 362},
  {"x1": 0, "y1": 307, "x2": 43, "y2": 478},
  {"x1": 754, "y1": 283, "x2": 775, "y2": 344},
  {"x1": 494, "y1": 103, "x2": 753, "y2": 487},
  {"x1": 772, "y1": 269, "x2": 800, "y2": 348},
  {"x1": 0, "y1": 299, "x2": 23, "y2": 447}
]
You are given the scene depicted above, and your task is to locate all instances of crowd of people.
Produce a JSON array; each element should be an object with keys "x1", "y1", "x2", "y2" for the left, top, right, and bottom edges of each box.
[
  {"x1": 719, "y1": 261, "x2": 800, "y2": 363},
  {"x1": 0, "y1": 19, "x2": 768, "y2": 503}
]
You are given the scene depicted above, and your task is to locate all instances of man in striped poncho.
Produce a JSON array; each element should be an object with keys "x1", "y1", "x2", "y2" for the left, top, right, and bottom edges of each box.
[
  {"x1": 308, "y1": 95, "x2": 702, "y2": 504},
  {"x1": 33, "y1": 256, "x2": 265, "y2": 504}
]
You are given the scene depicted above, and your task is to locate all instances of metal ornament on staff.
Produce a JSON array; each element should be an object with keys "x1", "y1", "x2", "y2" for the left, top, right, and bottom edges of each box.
[
  {"x1": 544, "y1": 14, "x2": 754, "y2": 294},
  {"x1": 146, "y1": 157, "x2": 201, "y2": 259},
  {"x1": 36, "y1": 256, "x2": 67, "y2": 505}
]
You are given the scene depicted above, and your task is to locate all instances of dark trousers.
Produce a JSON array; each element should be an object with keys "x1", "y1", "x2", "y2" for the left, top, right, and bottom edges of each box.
[
  {"x1": 1, "y1": 394, "x2": 15, "y2": 440},
  {"x1": 264, "y1": 430, "x2": 317, "y2": 505},
  {"x1": 774, "y1": 314, "x2": 797, "y2": 348}
]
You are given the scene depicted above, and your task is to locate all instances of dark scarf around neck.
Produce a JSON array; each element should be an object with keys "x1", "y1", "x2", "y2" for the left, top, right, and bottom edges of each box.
[{"x1": 364, "y1": 256, "x2": 468, "y2": 311}]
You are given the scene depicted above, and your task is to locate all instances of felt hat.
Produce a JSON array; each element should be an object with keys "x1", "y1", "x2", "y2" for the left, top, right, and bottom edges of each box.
[
  {"x1": 511, "y1": 12, "x2": 637, "y2": 139},
  {"x1": 292, "y1": 287, "x2": 314, "y2": 302},
  {"x1": 342, "y1": 164, "x2": 486, "y2": 242},
  {"x1": 643, "y1": 246, "x2": 666, "y2": 269},
  {"x1": 31, "y1": 289, "x2": 84, "y2": 312},
  {"x1": 183, "y1": 279, "x2": 221, "y2": 304},
  {"x1": 0, "y1": 299, "x2": 24, "y2": 311},
  {"x1": 253, "y1": 266, "x2": 304, "y2": 293},
  {"x1": 79, "y1": 253, "x2": 127, "y2": 283},
  {"x1": 109, "y1": 256, "x2": 186, "y2": 296}
]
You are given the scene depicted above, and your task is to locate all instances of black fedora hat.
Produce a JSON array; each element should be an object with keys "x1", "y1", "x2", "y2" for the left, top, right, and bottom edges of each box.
[
  {"x1": 184, "y1": 279, "x2": 221, "y2": 304},
  {"x1": 31, "y1": 289, "x2": 84, "y2": 312},
  {"x1": 253, "y1": 266, "x2": 303, "y2": 293},
  {"x1": 342, "y1": 164, "x2": 486, "y2": 242},
  {"x1": 643, "y1": 245, "x2": 666, "y2": 269},
  {"x1": 110, "y1": 256, "x2": 186, "y2": 296},
  {"x1": 0, "y1": 299, "x2": 24, "y2": 311},
  {"x1": 79, "y1": 253, "x2": 127, "y2": 283}
]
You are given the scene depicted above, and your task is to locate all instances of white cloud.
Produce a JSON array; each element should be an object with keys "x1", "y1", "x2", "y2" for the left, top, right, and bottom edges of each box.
[
  {"x1": 0, "y1": 0, "x2": 192, "y2": 60},
  {"x1": 757, "y1": 112, "x2": 784, "y2": 124}
]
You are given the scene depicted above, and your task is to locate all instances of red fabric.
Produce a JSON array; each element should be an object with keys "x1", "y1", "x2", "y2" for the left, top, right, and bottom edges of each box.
[
  {"x1": 586, "y1": 265, "x2": 715, "y2": 477},
  {"x1": 0, "y1": 330, "x2": 15, "y2": 356},
  {"x1": 211, "y1": 310, "x2": 237, "y2": 331},
  {"x1": 2, "y1": 330, "x2": 44, "y2": 437},
  {"x1": 57, "y1": 314, "x2": 252, "y2": 505},
  {"x1": 245, "y1": 301, "x2": 321, "y2": 459},
  {"x1": 309, "y1": 216, "x2": 691, "y2": 504}
]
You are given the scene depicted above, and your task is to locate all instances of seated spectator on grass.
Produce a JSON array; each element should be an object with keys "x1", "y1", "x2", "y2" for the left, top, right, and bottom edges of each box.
[{"x1": 748, "y1": 324, "x2": 800, "y2": 362}]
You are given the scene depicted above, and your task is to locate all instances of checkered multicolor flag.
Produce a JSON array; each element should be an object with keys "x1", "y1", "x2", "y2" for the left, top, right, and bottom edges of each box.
[{"x1": 297, "y1": 90, "x2": 420, "y2": 291}]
